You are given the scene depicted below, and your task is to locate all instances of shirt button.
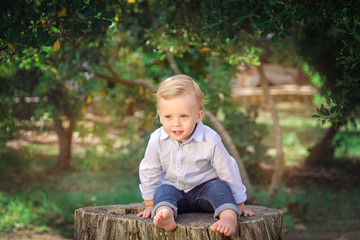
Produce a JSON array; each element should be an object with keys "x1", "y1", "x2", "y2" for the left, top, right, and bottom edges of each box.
[{"x1": 177, "y1": 168, "x2": 180, "y2": 171}]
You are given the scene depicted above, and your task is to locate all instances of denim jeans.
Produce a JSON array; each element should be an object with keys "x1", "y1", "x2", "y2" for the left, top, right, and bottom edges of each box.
[{"x1": 152, "y1": 178, "x2": 240, "y2": 219}]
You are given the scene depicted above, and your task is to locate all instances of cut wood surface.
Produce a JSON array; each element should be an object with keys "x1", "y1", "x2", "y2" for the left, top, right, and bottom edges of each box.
[{"x1": 74, "y1": 203, "x2": 283, "y2": 240}]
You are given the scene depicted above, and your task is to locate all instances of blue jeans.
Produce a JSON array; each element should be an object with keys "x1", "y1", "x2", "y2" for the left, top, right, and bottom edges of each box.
[{"x1": 152, "y1": 178, "x2": 240, "y2": 219}]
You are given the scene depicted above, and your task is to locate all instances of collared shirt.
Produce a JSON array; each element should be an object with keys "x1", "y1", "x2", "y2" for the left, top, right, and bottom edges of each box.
[{"x1": 139, "y1": 122, "x2": 247, "y2": 204}]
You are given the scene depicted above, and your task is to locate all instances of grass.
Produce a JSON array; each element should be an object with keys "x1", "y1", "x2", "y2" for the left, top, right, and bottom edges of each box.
[
  {"x1": 249, "y1": 102, "x2": 360, "y2": 239},
  {"x1": 0, "y1": 143, "x2": 144, "y2": 239},
  {"x1": 1, "y1": 102, "x2": 359, "y2": 239},
  {"x1": 256, "y1": 102, "x2": 360, "y2": 167},
  {"x1": 255, "y1": 183, "x2": 360, "y2": 240},
  {"x1": 0, "y1": 191, "x2": 63, "y2": 233}
]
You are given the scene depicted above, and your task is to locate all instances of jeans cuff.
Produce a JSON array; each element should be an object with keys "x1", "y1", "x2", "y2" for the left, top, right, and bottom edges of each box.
[
  {"x1": 214, "y1": 203, "x2": 240, "y2": 219},
  {"x1": 152, "y1": 201, "x2": 178, "y2": 219}
]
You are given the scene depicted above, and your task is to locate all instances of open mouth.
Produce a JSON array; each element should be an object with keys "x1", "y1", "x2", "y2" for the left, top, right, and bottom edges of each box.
[{"x1": 172, "y1": 130, "x2": 184, "y2": 135}]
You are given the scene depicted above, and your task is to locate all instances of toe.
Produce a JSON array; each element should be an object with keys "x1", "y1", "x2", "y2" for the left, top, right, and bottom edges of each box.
[
  {"x1": 210, "y1": 223, "x2": 218, "y2": 231},
  {"x1": 218, "y1": 224, "x2": 225, "y2": 233}
]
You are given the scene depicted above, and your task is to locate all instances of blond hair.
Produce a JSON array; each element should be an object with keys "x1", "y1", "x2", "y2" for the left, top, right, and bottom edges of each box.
[{"x1": 156, "y1": 75, "x2": 204, "y2": 110}]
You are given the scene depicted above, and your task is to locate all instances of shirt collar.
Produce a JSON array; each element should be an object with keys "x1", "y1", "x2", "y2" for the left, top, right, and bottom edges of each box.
[
  {"x1": 191, "y1": 122, "x2": 205, "y2": 142},
  {"x1": 159, "y1": 122, "x2": 205, "y2": 143},
  {"x1": 160, "y1": 127, "x2": 169, "y2": 140}
]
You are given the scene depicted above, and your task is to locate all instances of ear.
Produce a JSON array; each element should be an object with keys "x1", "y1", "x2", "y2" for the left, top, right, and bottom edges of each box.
[{"x1": 196, "y1": 109, "x2": 204, "y2": 123}]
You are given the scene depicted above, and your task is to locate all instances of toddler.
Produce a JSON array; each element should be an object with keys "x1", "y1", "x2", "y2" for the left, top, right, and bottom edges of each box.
[{"x1": 137, "y1": 75, "x2": 254, "y2": 236}]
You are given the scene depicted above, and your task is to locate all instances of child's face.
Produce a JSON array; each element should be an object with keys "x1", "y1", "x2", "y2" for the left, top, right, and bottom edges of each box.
[{"x1": 158, "y1": 92, "x2": 204, "y2": 143}]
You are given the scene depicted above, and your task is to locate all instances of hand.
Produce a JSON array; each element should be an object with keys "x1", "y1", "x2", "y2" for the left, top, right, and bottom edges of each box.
[
  {"x1": 137, "y1": 200, "x2": 154, "y2": 218},
  {"x1": 237, "y1": 202, "x2": 255, "y2": 217},
  {"x1": 137, "y1": 206, "x2": 153, "y2": 218}
]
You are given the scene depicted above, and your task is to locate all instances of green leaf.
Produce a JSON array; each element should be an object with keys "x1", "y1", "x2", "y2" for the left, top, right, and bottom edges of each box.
[
  {"x1": 100, "y1": 11, "x2": 115, "y2": 20},
  {"x1": 50, "y1": 26, "x2": 59, "y2": 33},
  {"x1": 7, "y1": 28, "x2": 20, "y2": 43},
  {"x1": 96, "y1": 2, "x2": 105, "y2": 13},
  {"x1": 94, "y1": 19, "x2": 112, "y2": 28},
  {"x1": 44, "y1": 36, "x2": 58, "y2": 46}
]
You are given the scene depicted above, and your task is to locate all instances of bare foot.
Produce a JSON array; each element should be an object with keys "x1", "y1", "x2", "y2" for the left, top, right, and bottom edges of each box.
[
  {"x1": 153, "y1": 208, "x2": 177, "y2": 231},
  {"x1": 210, "y1": 210, "x2": 237, "y2": 236}
]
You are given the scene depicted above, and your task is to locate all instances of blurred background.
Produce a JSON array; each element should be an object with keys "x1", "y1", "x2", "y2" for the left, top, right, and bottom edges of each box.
[{"x1": 1, "y1": 1, "x2": 359, "y2": 239}]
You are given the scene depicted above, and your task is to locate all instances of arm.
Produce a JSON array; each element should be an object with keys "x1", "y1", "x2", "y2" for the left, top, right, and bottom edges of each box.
[
  {"x1": 211, "y1": 134, "x2": 256, "y2": 215},
  {"x1": 137, "y1": 134, "x2": 162, "y2": 218},
  {"x1": 211, "y1": 134, "x2": 247, "y2": 203}
]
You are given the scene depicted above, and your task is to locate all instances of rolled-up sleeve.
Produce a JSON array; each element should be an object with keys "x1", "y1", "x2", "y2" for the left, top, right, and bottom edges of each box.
[
  {"x1": 211, "y1": 134, "x2": 247, "y2": 204},
  {"x1": 139, "y1": 135, "x2": 162, "y2": 200}
]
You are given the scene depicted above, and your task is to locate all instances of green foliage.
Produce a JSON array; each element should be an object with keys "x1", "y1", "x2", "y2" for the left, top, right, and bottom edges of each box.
[
  {"x1": 334, "y1": 129, "x2": 360, "y2": 159},
  {"x1": 0, "y1": 0, "x2": 115, "y2": 61},
  {"x1": 201, "y1": 0, "x2": 294, "y2": 40},
  {"x1": 0, "y1": 67, "x2": 41, "y2": 153},
  {"x1": 198, "y1": 0, "x2": 360, "y2": 126},
  {"x1": 2, "y1": 0, "x2": 359, "y2": 177},
  {"x1": 0, "y1": 191, "x2": 62, "y2": 233},
  {"x1": 255, "y1": 184, "x2": 360, "y2": 238},
  {"x1": 0, "y1": 142, "x2": 143, "y2": 235},
  {"x1": 0, "y1": 62, "x2": 89, "y2": 152},
  {"x1": 282, "y1": 132, "x2": 308, "y2": 167},
  {"x1": 0, "y1": 104, "x2": 15, "y2": 154}
]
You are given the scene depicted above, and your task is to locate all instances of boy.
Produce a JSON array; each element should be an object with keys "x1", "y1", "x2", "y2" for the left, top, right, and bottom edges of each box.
[{"x1": 137, "y1": 75, "x2": 254, "y2": 237}]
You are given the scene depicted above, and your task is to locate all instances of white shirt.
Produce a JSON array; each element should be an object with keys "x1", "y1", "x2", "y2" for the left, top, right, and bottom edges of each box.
[{"x1": 139, "y1": 122, "x2": 247, "y2": 204}]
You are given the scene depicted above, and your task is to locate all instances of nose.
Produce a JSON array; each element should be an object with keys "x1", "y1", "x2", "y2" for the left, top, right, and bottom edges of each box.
[{"x1": 172, "y1": 117, "x2": 181, "y2": 127}]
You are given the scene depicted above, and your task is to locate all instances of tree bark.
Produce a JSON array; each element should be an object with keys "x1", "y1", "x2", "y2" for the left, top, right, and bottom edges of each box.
[
  {"x1": 305, "y1": 124, "x2": 341, "y2": 166},
  {"x1": 257, "y1": 65, "x2": 284, "y2": 203},
  {"x1": 74, "y1": 203, "x2": 283, "y2": 240},
  {"x1": 166, "y1": 51, "x2": 182, "y2": 75},
  {"x1": 51, "y1": 117, "x2": 76, "y2": 172}
]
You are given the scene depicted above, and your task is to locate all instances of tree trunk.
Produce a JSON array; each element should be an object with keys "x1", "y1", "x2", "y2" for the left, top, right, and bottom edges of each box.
[
  {"x1": 257, "y1": 65, "x2": 284, "y2": 203},
  {"x1": 52, "y1": 117, "x2": 76, "y2": 172},
  {"x1": 74, "y1": 203, "x2": 283, "y2": 240},
  {"x1": 305, "y1": 124, "x2": 341, "y2": 166}
]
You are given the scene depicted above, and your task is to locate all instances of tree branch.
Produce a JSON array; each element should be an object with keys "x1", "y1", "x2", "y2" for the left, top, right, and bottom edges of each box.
[
  {"x1": 257, "y1": 65, "x2": 284, "y2": 203},
  {"x1": 166, "y1": 51, "x2": 181, "y2": 75},
  {"x1": 109, "y1": 38, "x2": 122, "y2": 65},
  {"x1": 82, "y1": 64, "x2": 158, "y2": 92}
]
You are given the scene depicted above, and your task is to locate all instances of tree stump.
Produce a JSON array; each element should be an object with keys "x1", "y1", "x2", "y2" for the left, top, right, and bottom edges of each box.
[{"x1": 74, "y1": 203, "x2": 283, "y2": 240}]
